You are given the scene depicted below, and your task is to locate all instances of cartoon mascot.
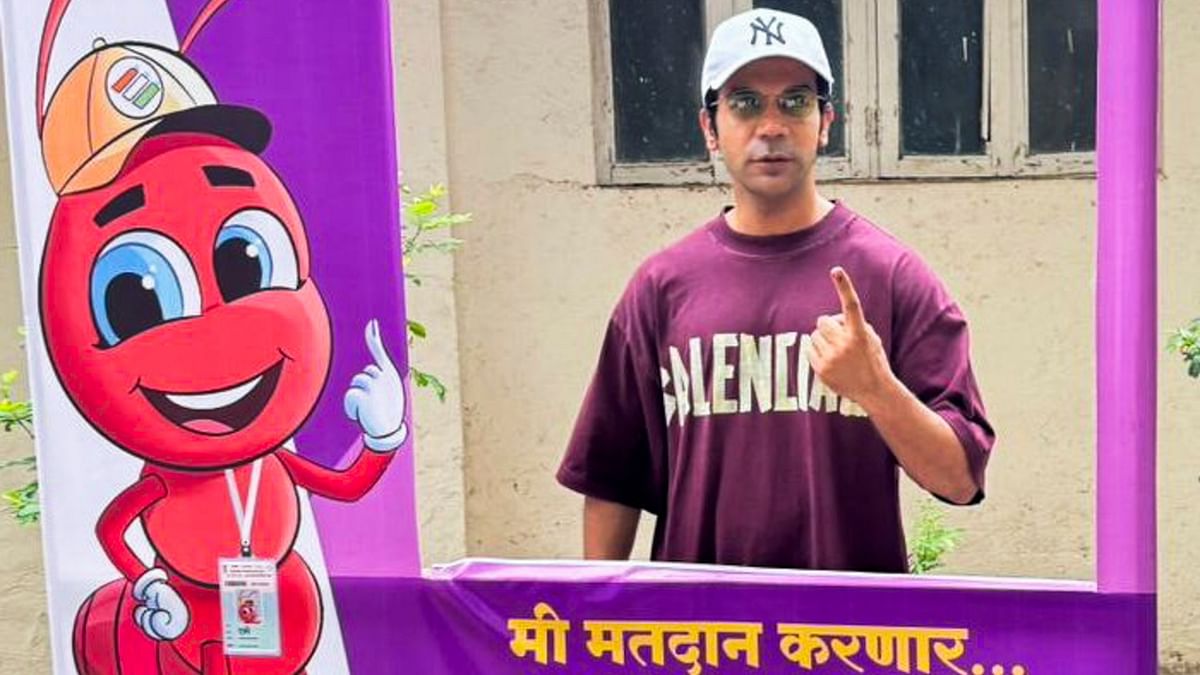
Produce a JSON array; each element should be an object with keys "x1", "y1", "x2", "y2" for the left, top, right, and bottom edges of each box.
[{"x1": 35, "y1": 1, "x2": 408, "y2": 673}]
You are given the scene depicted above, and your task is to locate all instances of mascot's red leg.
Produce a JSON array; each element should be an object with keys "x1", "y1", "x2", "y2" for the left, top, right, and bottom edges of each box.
[{"x1": 73, "y1": 579, "x2": 160, "y2": 675}]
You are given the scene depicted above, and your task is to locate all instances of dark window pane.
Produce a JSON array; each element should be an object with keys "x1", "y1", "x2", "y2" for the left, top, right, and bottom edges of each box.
[
  {"x1": 753, "y1": 0, "x2": 845, "y2": 157},
  {"x1": 1028, "y1": 0, "x2": 1096, "y2": 154},
  {"x1": 610, "y1": 0, "x2": 706, "y2": 163},
  {"x1": 900, "y1": 0, "x2": 985, "y2": 156}
]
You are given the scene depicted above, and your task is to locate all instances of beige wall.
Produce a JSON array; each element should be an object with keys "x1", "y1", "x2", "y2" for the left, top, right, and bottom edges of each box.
[
  {"x1": 438, "y1": 0, "x2": 1199, "y2": 669},
  {"x1": 0, "y1": 117, "x2": 50, "y2": 671},
  {"x1": 1, "y1": 0, "x2": 1198, "y2": 673},
  {"x1": 392, "y1": 0, "x2": 468, "y2": 569}
]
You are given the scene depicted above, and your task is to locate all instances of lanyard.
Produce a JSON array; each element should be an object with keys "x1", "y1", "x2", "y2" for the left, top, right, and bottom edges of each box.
[{"x1": 224, "y1": 459, "x2": 263, "y2": 558}]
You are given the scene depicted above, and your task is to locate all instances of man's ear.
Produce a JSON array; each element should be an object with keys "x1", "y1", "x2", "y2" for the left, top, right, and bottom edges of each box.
[
  {"x1": 818, "y1": 103, "x2": 836, "y2": 149},
  {"x1": 699, "y1": 107, "x2": 719, "y2": 153}
]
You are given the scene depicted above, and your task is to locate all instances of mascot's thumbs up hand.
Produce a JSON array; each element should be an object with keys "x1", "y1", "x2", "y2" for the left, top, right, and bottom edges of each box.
[{"x1": 343, "y1": 319, "x2": 408, "y2": 452}]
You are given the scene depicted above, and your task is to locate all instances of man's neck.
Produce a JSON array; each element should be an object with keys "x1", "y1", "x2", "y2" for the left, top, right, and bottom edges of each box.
[{"x1": 726, "y1": 184, "x2": 835, "y2": 237}]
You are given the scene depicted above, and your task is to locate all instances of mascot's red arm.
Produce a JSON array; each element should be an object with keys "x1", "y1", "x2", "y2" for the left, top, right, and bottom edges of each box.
[
  {"x1": 278, "y1": 448, "x2": 393, "y2": 502},
  {"x1": 94, "y1": 475, "x2": 167, "y2": 581}
]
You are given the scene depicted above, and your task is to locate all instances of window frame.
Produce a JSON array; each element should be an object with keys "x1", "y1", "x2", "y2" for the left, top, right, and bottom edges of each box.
[
  {"x1": 1008, "y1": 0, "x2": 1096, "y2": 176},
  {"x1": 876, "y1": 0, "x2": 1007, "y2": 177}
]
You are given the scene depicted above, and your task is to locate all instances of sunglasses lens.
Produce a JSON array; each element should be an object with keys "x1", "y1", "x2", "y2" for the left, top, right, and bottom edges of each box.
[
  {"x1": 723, "y1": 90, "x2": 819, "y2": 119},
  {"x1": 727, "y1": 93, "x2": 762, "y2": 119},
  {"x1": 780, "y1": 92, "x2": 814, "y2": 117}
]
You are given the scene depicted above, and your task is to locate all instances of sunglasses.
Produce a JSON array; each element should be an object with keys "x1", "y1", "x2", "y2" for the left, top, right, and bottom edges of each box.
[{"x1": 708, "y1": 87, "x2": 829, "y2": 120}]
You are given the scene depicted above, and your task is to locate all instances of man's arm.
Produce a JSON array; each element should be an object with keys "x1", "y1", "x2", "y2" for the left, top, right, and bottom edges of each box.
[
  {"x1": 810, "y1": 267, "x2": 979, "y2": 504},
  {"x1": 856, "y1": 375, "x2": 977, "y2": 503},
  {"x1": 583, "y1": 496, "x2": 641, "y2": 559}
]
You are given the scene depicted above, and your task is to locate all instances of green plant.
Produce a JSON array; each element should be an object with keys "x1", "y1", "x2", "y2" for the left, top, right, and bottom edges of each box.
[
  {"x1": 908, "y1": 498, "x2": 963, "y2": 574},
  {"x1": 1, "y1": 460, "x2": 38, "y2": 526},
  {"x1": 402, "y1": 183, "x2": 470, "y2": 402},
  {"x1": 0, "y1": 369, "x2": 32, "y2": 436},
  {"x1": 1, "y1": 184, "x2": 471, "y2": 526},
  {"x1": 1, "y1": 368, "x2": 37, "y2": 525},
  {"x1": 1167, "y1": 318, "x2": 1200, "y2": 378}
]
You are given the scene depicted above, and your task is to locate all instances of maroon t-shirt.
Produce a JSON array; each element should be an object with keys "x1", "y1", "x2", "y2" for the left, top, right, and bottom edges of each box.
[{"x1": 557, "y1": 202, "x2": 994, "y2": 572}]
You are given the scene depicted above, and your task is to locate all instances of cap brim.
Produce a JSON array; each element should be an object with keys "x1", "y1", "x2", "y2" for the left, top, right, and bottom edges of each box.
[
  {"x1": 143, "y1": 104, "x2": 271, "y2": 154},
  {"x1": 704, "y1": 52, "x2": 834, "y2": 101},
  {"x1": 59, "y1": 105, "x2": 272, "y2": 195}
]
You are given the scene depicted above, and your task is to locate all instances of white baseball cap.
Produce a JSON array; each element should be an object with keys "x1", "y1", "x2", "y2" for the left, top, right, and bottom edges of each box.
[{"x1": 700, "y1": 8, "x2": 834, "y2": 103}]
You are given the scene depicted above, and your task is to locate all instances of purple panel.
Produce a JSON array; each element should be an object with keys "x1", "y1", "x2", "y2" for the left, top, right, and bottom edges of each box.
[
  {"x1": 331, "y1": 561, "x2": 1156, "y2": 674},
  {"x1": 164, "y1": 0, "x2": 419, "y2": 576},
  {"x1": 1095, "y1": 0, "x2": 1158, "y2": 594}
]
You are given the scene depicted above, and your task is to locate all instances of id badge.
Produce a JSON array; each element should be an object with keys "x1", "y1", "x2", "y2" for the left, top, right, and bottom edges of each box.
[{"x1": 218, "y1": 557, "x2": 282, "y2": 657}]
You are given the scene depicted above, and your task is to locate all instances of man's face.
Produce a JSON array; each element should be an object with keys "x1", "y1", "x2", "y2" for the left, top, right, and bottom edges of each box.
[{"x1": 700, "y1": 57, "x2": 835, "y2": 202}]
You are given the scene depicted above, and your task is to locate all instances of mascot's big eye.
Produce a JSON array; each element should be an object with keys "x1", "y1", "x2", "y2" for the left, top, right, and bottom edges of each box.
[
  {"x1": 214, "y1": 209, "x2": 299, "y2": 302},
  {"x1": 90, "y1": 231, "x2": 201, "y2": 347}
]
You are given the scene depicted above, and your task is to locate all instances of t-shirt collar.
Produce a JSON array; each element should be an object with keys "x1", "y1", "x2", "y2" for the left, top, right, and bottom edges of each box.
[{"x1": 708, "y1": 201, "x2": 853, "y2": 257}]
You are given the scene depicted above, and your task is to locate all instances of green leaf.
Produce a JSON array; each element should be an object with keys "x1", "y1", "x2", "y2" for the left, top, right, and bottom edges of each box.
[
  {"x1": 411, "y1": 200, "x2": 438, "y2": 218},
  {"x1": 0, "y1": 399, "x2": 33, "y2": 431},
  {"x1": 422, "y1": 214, "x2": 472, "y2": 231},
  {"x1": 2, "y1": 480, "x2": 39, "y2": 525},
  {"x1": 410, "y1": 367, "x2": 448, "y2": 403},
  {"x1": 1167, "y1": 319, "x2": 1200, "y2": 377},
  {"x1": 0, "y1": 365, "x2": 32, "y2": 436},
  {"x1": 407, "y1": 320, "x2": 428, "y2": 339},
  {"x1": 411, "y1": 240, "x2": 465, "y2": 257},
  {"x1": 0, "y1": 456, "x2": 35, "y2": 471}
]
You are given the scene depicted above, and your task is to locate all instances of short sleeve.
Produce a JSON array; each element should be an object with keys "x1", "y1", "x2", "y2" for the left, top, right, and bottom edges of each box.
[
  {"x1": 889, "y1": 253, "x2": 996, "y2": 504},
  {"x1": 557, "y1": 277, "x2": 668, "y2": 513}
]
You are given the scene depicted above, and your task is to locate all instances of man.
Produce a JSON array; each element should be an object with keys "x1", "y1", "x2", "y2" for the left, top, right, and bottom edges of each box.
[{"x1": 556, "y1": 8, "x2": 994, "y2": 572}]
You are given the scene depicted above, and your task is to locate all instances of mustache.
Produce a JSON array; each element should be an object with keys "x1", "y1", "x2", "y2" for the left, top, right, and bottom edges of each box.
[{"x1": 746, "y1": 143, "x2": 796, "y2": 161}]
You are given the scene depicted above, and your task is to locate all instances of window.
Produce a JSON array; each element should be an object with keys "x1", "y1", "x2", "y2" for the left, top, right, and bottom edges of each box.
[
  {"x1": 899, "y1": 1, "x2": 987, "y2": 156},
  {"x1": 1025, "y1": 0, "x2": 1097, "y2": 156},
  {"x1": 592, "y1": 0, "x2": 1098, "y2": 184},
  {"x1": 609, "y1": 0, "x2": 707, "y2": 164}
]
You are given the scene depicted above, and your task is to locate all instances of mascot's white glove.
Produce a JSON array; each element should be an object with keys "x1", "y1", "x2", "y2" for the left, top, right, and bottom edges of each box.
[
  {"x1": 132, "y1": 567, "x2": 189, "y2": 640},
  {"x1": 343, "y1": 319, "x2": 408, "y2": 452}
]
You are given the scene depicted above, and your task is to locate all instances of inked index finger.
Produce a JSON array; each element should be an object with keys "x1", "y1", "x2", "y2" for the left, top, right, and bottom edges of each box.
[{"x1": 830, "y1": 267, "x2": 866, "y2": 330}]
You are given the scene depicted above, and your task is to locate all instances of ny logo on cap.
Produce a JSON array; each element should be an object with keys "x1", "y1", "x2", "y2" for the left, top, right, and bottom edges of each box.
[{"x1": 750, "y1": 16, "x2": 785, "y2": 46}]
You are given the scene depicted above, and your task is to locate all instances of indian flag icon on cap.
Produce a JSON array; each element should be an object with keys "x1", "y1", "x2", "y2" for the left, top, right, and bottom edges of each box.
[{"x1": 106, "y1": 56, "x2": 164, "y2": 119}]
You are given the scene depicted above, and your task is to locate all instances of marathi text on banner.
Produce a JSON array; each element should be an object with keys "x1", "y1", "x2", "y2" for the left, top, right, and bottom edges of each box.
[{"x1": 505, "y1": 604, "x2": 1029, "y2": 674}]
